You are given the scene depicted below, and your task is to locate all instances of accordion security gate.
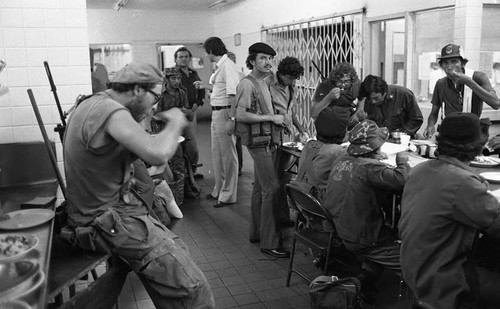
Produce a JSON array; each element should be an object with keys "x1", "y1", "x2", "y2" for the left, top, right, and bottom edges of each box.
[{"x1": 262, "y1": 10, "x2": 364, "y2": 135}]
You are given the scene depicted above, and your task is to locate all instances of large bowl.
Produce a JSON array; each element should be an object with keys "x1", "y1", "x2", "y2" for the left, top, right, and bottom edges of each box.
[
  {"x1": 0, "y1": 234, "x2": 39, "y2": 263},
  {"x1": 0, "y1": 260, "x2": 40, "y2": 300}
]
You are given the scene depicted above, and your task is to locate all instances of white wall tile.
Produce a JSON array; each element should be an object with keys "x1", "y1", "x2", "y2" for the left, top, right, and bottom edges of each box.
[
  {"x1": 22, "y1": 0, "x2": 43, "y2": 9},
  {"x1": 67, "y1": 47, "x2": 90, "y2": 66},
  {"x1": 44, "y1": 9, "x2": 65, "y2": 28},
  {"x1": 30, "y1": 87, "x2": 54, "y2": 108},
  {"x1": 45, "y1": 28, "x2": 67, "y2": 47},
  {"x1": 0, "y1": 1, "x2": 22, "y2": 8},
  {"x1": 55, "y1": 141, "x2": 63, "y2": 162},
  {"x1": 1, "y1": 9, "x2": 23, "y2": 27},
  {"x1": 64, "y1": 9, "x2": 87, "y2": 28},
  {"x1": 70, "y1": 85, "x2": 92, "y2": 99},
  {"x1": 5, "y1": 48, "x2": 27, "y2": 67},
  {"x1": 9, "y1": 87, "x2": 31, "y2": 107},
  {"x1": 6, "y1": 68, "x2": 29, "y2": 87},
  {"x1": 0, "y1": 127, "x2": 14, "y2": 143},
  {"x1": 38, "y1": 105, "x2": 56, "y2": 124},
  {"x1": 3, "y1": 28, "x2": 25, "y2": 47},
  {"x1": 42, "y1": 0, "x2": 64, "y2": 9},
  {"x1": 68, "y1": 66, "x2": 91, "y2": 85},
  {"x1": 23, "y1": 8, "x2": 45, "y2": 27},
  {"x1": 28, "y1": 66, "x2": 49, "y2": 86},
  {"x1": 0, "y1": 29, "x2": 4, "y2": 47},
  {"x1": 47, "y1": 47, "x2": 68, "y2": 66},
  {"x1": 12, "y1": 125, "x2": 41, "y2": 142},
  {"x1": 0, "y1": 107, "x2": 13, "y2": 126},
  {"x1": 0, "y1": 88, "x2": 10, "y2": 107},
  {"x1": 25, "y1": 28, "x2": 47, "y2": 47},
  {"x1": 11, "y1": 106, "x2": 35, "y2": 125},
  {"x1": 26, "y1": 48, "x2": 48, "y2": 67},
  {"x1": 63, "y1": 0, "x2": 86, "y2": 10},
  {"x1": 50, "y1": 66, "x2": 70, "y2": 86},
  {"x1": 66, "y1": 28, "x2": 88, "y2": 47},
  {"x1": 56, "y1": 86, "x2": 72, "y2": 105}
]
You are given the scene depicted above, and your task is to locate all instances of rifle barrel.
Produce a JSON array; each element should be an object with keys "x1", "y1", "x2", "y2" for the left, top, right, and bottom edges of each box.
[{"x1": 44, "y1": 61, "x2": 66, "y2": 127}]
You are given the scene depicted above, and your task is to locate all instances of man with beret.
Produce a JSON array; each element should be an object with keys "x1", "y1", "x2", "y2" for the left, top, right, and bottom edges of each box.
[
  {"x1": 311, "y1": 62, "x2": 366, "y2": 128},
  {"x1": 203, "y1": 37, "x2": 240, "y2": 207},
  {"x1": 236, "y1": 42, "x2": 290, "y2": 258},
  {"x1": 64, "y1": 62, "x2": 214, "y2": 308},
  {"x1": 322, "y1": 119, "x2": 409, "y2": 300},
  {"x1": 151, "y1": 66, "x2": 200, "y2": 185},
  {"x1": 400, "y1": 112, "x2": 500, "y2": 308},
  {"x1": 296, "y1": 106, "x2": 349, "y2": 201},
  {"x1": 423, "y1": 43, "x2": 500, "y2": 139},
  {"x1": 360, "y1": 74, "x2": 423, "y2": 137}
]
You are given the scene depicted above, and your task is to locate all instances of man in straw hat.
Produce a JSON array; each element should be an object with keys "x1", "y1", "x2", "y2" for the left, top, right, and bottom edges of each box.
[
  {"x1": 322, "y1": 119, "x2": 410, "y2": 301},
  {"x1": 64, "y1": 62, "x2": 214, "y2": 308},
  {"x1": 400, "y1": 112, "x2": 500, "y2": 309},
  {"x1": 423, "y1": 43, "x2": 500, "y2": 139}
]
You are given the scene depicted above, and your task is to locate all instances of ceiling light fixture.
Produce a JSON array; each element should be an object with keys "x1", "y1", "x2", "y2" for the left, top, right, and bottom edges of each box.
[
  {"x1": 208, "y1": 0, "x2": 227, "y2": 9},
  {"x1": 114, "y1": 0, "x2": 129, "y2": 11}
]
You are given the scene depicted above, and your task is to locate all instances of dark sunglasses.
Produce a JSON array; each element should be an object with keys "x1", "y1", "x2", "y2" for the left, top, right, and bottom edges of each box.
[{"x1": 145, "y1": 88, "x2": 161, "y2": 104}]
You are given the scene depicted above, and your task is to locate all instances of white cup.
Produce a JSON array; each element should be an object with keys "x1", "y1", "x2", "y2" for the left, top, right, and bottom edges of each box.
[{"x1": 400, "y1": 133, "x2": 410, "y2": 147}]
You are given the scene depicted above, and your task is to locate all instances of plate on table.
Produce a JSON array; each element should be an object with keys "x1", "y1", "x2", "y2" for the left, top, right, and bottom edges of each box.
[
  {"x1": 0, "y1": 234, "x2": 39, "y2": 262},
  {"x1": 470, "y1": 156, "x2": 500, "y2": 168},
  {"x1": 480, "y1": 172, "x2": 500, "y2": 184},
  {"x1": 0, "y1": 260, "x2": 40, "y2": 299},
  {"x1": 0, "y1": 209, "x2": 55, "y2": 230}
]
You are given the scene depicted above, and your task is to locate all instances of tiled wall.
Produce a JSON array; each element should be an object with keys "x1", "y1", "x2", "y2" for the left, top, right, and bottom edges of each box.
[{"x1": 0, "y1": 0, "x2": 91, "y2": 199}]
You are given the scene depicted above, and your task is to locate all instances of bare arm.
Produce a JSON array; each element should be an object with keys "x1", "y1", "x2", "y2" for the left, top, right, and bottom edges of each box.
[
  {"x1": 107, "y1": 108, "x2": 187, "y2": 166},
  {"x1": 292, "y1": 112, "x2": 305, "y2": 134},
  {"x1": 452, "y1": 71, "x2": 500, "y2": 110},
  {"x1": 310, "y1": 87, "x2": 341, "y2": 119},
  {"x1": 423, "y1": 104, "x2": 441, "y2": 139},
  {"x1": 236, "y1": 105, "x2": 285, "y2": 125}
]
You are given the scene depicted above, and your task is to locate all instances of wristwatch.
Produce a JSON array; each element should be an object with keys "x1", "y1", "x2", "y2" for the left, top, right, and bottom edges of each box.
[{"x1": 230, "y1": 117, "x2": 236, "y2": 121}]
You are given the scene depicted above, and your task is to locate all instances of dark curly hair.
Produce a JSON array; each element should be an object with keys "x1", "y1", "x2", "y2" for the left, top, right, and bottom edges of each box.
[
  {"x1": 359, "y1": 75, "x2": 388, "y2": 98},
  {"x1": 277, "y1": 57, "x2": 304, "y2": 79},
  {"x1": 329, "y1": 62, "x2": 358, "y2": 84},
  {"x1": 246, "y1": 53, "x2": 257, "y2": 70},
  {"x1": 174, "y1": 47, "x2": 192, "y2": 60},
  {"x1": 436, "y1": 135, "x2": 486, "y2": 162}
]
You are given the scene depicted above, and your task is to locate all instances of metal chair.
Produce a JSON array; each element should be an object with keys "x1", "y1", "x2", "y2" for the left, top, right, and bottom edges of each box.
[{"x1": 285, "y1": 183, "x2": 349, "y2": 286}]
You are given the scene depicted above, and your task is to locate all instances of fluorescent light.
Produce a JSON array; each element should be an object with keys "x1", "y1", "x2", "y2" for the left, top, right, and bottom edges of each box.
[
  {"x1": 114, "y1": 0, "x2": 129, "y2": 11},
  {"x1": 208, "y1": 0, "x2": 226, "y2": 9}
]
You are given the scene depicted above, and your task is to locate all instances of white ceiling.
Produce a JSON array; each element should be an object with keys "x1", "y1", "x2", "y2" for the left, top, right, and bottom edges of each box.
[{"x1": 86, "y1": 0, "x2": 239, "y2": 11}]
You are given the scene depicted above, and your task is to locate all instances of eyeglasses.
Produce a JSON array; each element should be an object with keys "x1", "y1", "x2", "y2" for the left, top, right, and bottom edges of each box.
[
  {"x1": 146, "y1": 88, "x2": 161, "y2": 105},
  {"x1": 335, "y1": 78, "x2": 351, "y2": 87}
]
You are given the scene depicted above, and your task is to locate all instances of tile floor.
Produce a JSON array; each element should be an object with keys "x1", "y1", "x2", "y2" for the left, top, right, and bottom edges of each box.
[{"x1": 111, "y1": 120, "x2": 410, "y2": 309}]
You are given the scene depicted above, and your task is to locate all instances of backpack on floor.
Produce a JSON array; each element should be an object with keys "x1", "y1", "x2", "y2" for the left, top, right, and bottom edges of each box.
[{"x1": 310, "y1": 275, "x2": 361, "y2": 309}]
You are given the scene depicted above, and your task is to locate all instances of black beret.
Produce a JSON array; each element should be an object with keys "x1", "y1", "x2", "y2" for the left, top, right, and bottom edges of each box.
[
  {"x1": 315, "y1": 106, "x2": 350, "y2": 139},
  {"x1": 248, "y1": 42, "x2": 276, "y2": 56},
  {"x1": 438, "y1": 112, "x2": 481, "y2": 143}
]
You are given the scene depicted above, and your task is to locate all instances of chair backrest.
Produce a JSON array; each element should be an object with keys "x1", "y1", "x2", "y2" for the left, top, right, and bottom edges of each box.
[{"x1": 286, "y1": 183, "x2": 333, "y2": 232}]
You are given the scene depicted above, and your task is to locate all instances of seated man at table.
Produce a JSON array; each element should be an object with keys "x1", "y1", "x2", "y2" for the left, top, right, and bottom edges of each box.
[
  {"x1": 63, "y1": 62, "x2": 214, "y2": 308},
  {"x1": 322, "y1": 119, "x2": 410, "y2": 300},
  {"x1": 360, "y1": 75, "x2": 423, "y2": 138},
  {"x1": 295, "y1": 105, "x2": 349, "y2": 200},
  {"x1": 399, "y1": 112, "x2": 500, "y2": 309}
]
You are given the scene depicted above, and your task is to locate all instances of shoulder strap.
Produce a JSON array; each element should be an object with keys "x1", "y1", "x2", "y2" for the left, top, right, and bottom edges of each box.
[{"x1": 245, "y1": 75, "x2": 271, "y2": 115}]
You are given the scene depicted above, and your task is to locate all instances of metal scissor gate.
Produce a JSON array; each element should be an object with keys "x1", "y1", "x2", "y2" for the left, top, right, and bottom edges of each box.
[{"x1": 262, "y1": 10, "x2": 364, "y2": 134}]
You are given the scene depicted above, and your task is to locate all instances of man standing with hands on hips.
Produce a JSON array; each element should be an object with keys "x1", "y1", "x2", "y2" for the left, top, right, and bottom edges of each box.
[
  {"x1": 423, "y1": 43, "x2": 500, "y2": 139},
  {"x1": 236, "y1": 42, "x2": 290, "y2": 258}
]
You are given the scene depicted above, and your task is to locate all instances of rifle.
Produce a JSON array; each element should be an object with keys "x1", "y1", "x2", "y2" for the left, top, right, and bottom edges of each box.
[
  {"x1": 44, "y1": 61, "x2": 67, "y2": 142},
  {"x1": 311, "y1": 60, "x2": 326, "y2": 82}
]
